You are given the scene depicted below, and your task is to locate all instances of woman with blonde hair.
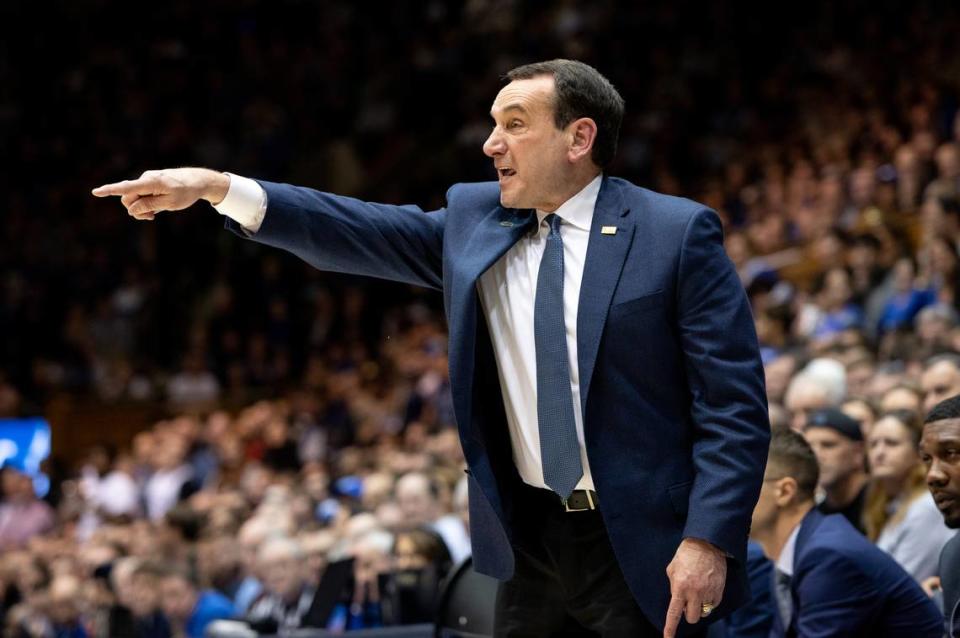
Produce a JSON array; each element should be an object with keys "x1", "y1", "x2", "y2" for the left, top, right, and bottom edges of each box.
[{"x1": 864, "y1": 409, "x2": 954, "y2": 581}]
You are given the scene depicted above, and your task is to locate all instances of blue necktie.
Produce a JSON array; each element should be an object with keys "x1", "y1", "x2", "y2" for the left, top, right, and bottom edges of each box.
[
  {"x1": 774, "y1": 569, "x2": 792, "y2": 629},
  {"x1": 535, "y1": 214, "x2": 583, "y2": 499}
]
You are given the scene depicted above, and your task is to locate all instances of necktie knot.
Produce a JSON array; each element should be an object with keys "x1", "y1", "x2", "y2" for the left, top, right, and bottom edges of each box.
[{"x1": 547, "y1": 213, "x2": 563, "y2": 236}]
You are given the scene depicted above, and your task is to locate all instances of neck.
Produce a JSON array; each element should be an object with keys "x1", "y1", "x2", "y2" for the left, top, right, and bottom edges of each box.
[
  {"x1": 539, "y1": 169, "x2": 601, "y2": 212},
  {"x1": 755, "y1": 502, "x2": 813, "y2": 564},
  {"x1": 824, "y1": 471, "x2": 868, "y2": 509}
]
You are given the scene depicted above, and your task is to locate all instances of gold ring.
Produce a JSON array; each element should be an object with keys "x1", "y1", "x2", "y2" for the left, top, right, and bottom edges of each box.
[{"x1": 701, "y1": 602, "x2": 715, "y2": 617}]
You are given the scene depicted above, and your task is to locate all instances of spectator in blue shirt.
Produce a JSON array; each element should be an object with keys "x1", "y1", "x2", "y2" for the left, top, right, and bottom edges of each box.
[{"x1": 156, "y1": 563, "x2": 234, "y2": 638}]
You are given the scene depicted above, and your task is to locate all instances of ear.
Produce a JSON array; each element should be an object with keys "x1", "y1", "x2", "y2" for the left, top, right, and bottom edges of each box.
[
  {"x1": 567, "y1": 117, "x2": 598, "y2": 164},
  {"x1": 774, "y1": 477, "x2": 798, "y2": 507}
]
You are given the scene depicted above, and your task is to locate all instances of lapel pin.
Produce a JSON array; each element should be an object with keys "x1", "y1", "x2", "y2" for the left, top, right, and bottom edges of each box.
[
  {"x1": 601, "y1": 226, "x2": 617, "y2": 235},
  {"x1": 500, "y1": 221, "x2": 514, "y2": 227}
]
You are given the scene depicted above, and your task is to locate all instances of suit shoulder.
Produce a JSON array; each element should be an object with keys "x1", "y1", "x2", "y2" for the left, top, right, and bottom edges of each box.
[
  {"x1": 797, "y1": 515, "x2": 873, "y2": 567},
  {"x1": 799, "y1": 515, "x2": 915, "y2": 581},
  {"x1": 610, "y1": 176, "x2": 710, "y2": 220},
  {"x1": 445, "y1": 181, "x2": 501, "y2": 208}
]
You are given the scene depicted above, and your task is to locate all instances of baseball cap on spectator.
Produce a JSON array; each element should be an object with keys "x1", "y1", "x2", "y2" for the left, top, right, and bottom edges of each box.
[{"x1": 804, "y1": 407, "x2": 863, "y2": 441}]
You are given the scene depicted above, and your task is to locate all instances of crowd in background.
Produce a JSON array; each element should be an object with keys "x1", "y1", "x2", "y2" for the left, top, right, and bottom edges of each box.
[{"x1": 3, "y1": 0, "x2": 960, "y2": 636}]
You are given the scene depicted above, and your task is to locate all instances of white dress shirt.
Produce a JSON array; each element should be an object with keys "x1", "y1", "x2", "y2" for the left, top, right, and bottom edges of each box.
[
  {"x1": 777, "y1": 522, "x2": 801, "y2": 577},
  {"x1": 214, "y1": 173, "x2": 602, "y2": 492}
]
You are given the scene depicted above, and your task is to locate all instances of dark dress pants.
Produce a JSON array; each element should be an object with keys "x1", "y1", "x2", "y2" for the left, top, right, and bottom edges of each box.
[{"x1": 494, "y1": 481, "x2": 704, "y2": 637}]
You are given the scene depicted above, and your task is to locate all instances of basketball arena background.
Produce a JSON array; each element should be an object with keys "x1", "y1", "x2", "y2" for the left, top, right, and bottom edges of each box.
[{"x1": 1, "y1": 1, "x2": 960, "y2": 636}]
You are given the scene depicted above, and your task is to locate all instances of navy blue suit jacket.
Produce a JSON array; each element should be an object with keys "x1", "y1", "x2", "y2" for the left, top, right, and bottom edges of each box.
[
  {"x1": 771, "y1": 509, "x2": 942, "y2": 638},
  {"x1": 709, "y1": 541, "x2": 774, "y2": 638},
  {"x1": 225, "y1": 175, "x2": 771, "y2": 632}
]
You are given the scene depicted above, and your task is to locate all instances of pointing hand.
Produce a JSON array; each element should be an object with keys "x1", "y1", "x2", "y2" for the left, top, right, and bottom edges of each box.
[{"x1": 91, "y1": 167, "x2": 230, "y2": 220}]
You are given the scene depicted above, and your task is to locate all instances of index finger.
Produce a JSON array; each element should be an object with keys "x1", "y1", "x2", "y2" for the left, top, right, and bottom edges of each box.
[
  {"x1": 663, "y1": 595, "x2": 684, "y2": 638},
  {"x1": 91, "y1": 178, "x2": 155, "y2": 197}
]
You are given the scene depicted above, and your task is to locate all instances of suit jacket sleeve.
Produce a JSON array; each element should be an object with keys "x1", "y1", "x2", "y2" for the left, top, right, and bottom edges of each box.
[
  {"x1": 675, "y1": 207, "x2": 770, "y2": 560},
  {"x1": 223, "y1": 179, "x2": 446, "y2": 291}
]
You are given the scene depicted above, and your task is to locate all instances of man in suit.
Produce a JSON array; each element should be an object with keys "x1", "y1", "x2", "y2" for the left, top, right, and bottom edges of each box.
[
  {"x1": 920, "y1": 395, "x2": 960, "y2": 637},
  {"x1": 93, "y1": 59, "x2": 770, "y2": 637},
  {"x1": 750, "y1": 429, "x2": 942, "y2": 637},
  {"x1": 706, "y1": 542, "x2": 774, "y2": 638}
]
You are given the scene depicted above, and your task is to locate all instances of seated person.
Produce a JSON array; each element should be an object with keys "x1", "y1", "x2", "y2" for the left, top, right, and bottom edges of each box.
[
  {"x1": 245, "y1": 536, "x2": 319, "y2": 633},
  {"x1": 386, "y1": 527, "x2": 453, "y2": 624},
  {"x1": 865, "y1": 410, "x2": 955, "y2": 581},
  {"x1": 156, "y1": 562, "x2": 234, "y2": 638},
  {"x1": 920, "y1": 396, "x2": 960, "y2": 637},
  {"x1": 803, "y1": 408, "x2": 869, "y2": 534},
  {"x1": 705, "y1": 541, "x2": 774, "y2": 638},
  {"x1": 750, "y1": 429, "x2": 942, "y2": 637}
]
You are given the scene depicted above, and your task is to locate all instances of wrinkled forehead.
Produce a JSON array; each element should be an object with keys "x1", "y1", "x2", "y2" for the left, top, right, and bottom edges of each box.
[{"x1": 490, "y1": 76, "x2": 556, "y2": 118}]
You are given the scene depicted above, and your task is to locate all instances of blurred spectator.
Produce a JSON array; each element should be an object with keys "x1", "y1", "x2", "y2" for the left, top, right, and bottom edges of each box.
[
  {"x1": 921, "y1": 353, "x2": 960, "y2": 414},
  {"x1": 112, "y1": 558, "x2": 172, "y2": 638},
  {"x1": 394, "y1": 472, "x2": 470, "y2": 564},
  {"x1": 840, "y1": 397, "x2": 877, "y2": 439},
  {"x1": 803, "y1": 408, "x2": 869, "y2": 534},
  {"x1": 245, "y1": 537, "x2": 319, "y2": 633},
  {"x1": 0, "y1": 466, "x2": 54, "y2": 550},
  {"x1": 877, "y1": 258, "x2": 936, "y2": 335},
  {"x1": 879, "y1": 384, "x2": 923, "y2": 414},
  {"x1": 865, "y1": 410, "x2": 955, "y2": 581},
  {"x1": 143, "y1": 435, "x2": 195, "y2": 522},
  {"x1": 166, "y1": 352, "x2": 221, "y2": 413},
  {"x1": 156, "y1": 563, "x2": 234, "y2": 638},
  {"x1": 387, "y1": 527, "x2": 452, "y2": 624}
]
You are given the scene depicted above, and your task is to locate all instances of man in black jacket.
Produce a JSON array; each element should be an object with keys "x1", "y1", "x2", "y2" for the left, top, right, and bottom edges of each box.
[{"x1": 921, "y1": 396, "x2": 960, "y2": 637}]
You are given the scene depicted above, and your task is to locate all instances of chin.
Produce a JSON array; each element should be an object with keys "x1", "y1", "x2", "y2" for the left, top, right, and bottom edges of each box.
[{"x1": 498, "y1": 184, "x2": 528, "y2": 210}]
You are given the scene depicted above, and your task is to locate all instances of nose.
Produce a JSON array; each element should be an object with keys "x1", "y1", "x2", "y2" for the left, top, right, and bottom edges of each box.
[
  {"x1": 927, "y1": 458, "x2": 948, "y2": 487},
  {"x1": 483, "y1": 126, "x2": 505, "y2": 158}
]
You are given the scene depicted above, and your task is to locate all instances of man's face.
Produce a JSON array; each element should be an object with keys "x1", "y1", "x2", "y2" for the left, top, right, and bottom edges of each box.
[
  {"x1": 921, "y1": 361, "x2": 960, "y2": 414},
  {"x1": 750, "y1": 473, "x2": 784, "y2": 541},
  {"x1": 396, "y1": 483, "x2": 434, "y2": 526},
  {"x1": 784, "y1": 385, "x2": 829, "y2": 433},
  {"x1": 159, "y1": 577, "x2": 195, "y2": 623},
  {"x1": 127, "y1": 573, "x2": 160, "y2": 618},
  {"x1": 920, "y1": 418, "x2": 960, "y2": 528},
  {"x1": 803, "y1": 427, "x2": 863, "y2": 490},
  {"x1": 483, "y1": 76, "x2": 572, "y2": 211},
  {"x1": 259, "y1": 546, "x2": 304, "y2": 601}
]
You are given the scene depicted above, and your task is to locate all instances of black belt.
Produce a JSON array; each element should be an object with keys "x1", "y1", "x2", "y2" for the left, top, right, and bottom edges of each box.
[
  {"x1": 562, "y1": 489, "x2": 600, "y2": 512},
  {"x1": 522, "y1": 483, "x2": 601, "y2": 512}
]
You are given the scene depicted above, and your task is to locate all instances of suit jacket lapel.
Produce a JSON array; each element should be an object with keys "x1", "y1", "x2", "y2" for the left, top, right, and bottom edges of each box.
[
  {"x1": 448, "y1": 205, "x2": 535, "y2": 453},
  {"x1": 577, "y1": 176, "x2": 634, "y2": 420}
]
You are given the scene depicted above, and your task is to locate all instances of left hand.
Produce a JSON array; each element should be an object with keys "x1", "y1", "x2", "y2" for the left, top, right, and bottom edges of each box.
[{"x1": 663, "y1": 538, "x2": 727, "y2": 638}]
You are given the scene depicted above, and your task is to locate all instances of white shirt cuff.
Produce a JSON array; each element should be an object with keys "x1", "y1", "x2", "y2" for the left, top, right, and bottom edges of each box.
[{"x1": 212, "y1": 172, "x2": 267, "y2": 233}]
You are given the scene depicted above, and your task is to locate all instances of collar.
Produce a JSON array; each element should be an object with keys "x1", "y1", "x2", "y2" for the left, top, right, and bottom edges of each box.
[
  {"x1": 534, "y1": 173, "x2": 602, "y2": 231},
  {"x1": 777, "y1": 522, "x2": 802, "y2": 577}
]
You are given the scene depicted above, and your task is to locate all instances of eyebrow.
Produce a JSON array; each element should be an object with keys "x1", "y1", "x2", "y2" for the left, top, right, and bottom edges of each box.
[{"x1": 490, "y1": 103, "x2": 529, "y2": 118}]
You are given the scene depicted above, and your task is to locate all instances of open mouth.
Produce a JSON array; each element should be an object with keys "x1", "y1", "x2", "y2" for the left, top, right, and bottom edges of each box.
[{"x1": 497, "y1": 167, "x2": 517, "y2": 179}]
